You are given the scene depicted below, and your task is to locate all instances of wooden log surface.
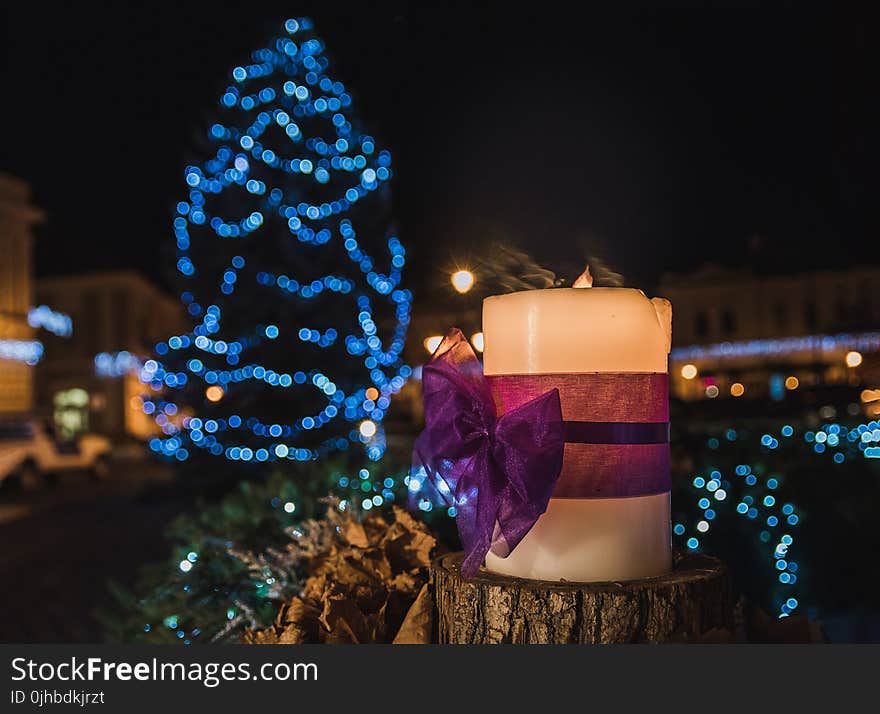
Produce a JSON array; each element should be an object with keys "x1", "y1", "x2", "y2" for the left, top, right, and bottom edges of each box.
[{"x1": 431, "y1": 551, "x2": 733, "y2": 644}]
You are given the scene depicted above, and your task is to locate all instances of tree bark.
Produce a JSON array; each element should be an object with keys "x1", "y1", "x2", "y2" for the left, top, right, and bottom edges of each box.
[{"x1": 431, "y1": 551, "x2": 733, "y2": 644}]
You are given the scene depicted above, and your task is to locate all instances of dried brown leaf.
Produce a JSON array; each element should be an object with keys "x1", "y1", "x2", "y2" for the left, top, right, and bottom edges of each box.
[
  {"x1": 381, "y1": 508, "x2": 437, "y2": 571},
  {"x1": 362, "y1": 513, "x2": 391, "y2": 545},
  {"x1": 388, "y1": 570, "x2": 421, "y2": 597},
  {"x1": 342, "y1": 520, "x2": 370, "y2": 548},
  {"x1": 320, "y1": 594, "x2": 370, "y2": 644},
  {"x1": 277, "y1": 597, "x2": 316, "y2": 625},
  {"x1": 393, "y1": 584, "x2": 433, "y2": 645},
  {"x1": 248, "y1": 501, "x2": 440, "y2": 645},
  {"x1": 275, "y1": 623, "x2": 312, "y2": 644},
  {"x1": 750, "y1": 608, "x2": 826, "y2": 644},
  {"x1": 244, "y1": 628, "x2": 281, "y2": 645}
]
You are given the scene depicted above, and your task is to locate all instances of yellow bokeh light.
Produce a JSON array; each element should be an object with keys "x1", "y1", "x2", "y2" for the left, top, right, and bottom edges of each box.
[
  {"x1": 365, "y1": 387, "x2": 379, "y2": 401},
  {"x1": 424, "y1": 335, "x2": 443, "y2": 354},
  {"x1": 846, "y1": 351, "x2": 863, "y2": 368},
  {"x1": 451, "y1": 269, "x2": 475, "y2": 294},
  {"x1": 785, "y1": 376, "x2": 799, "y2": 390},
  {"x1": 681, "y1": 364, "x2": 698, "y2": 380},
  {"x1": 471, "y1": 332, "x2": 484, "y2": 352},
  {"x1": 359, "y1": 420, "x2": 377, "y2": 439},
  {"x1": 205, "y1": 385, "x2": 224, "y2": 402},
  {"x1": 730, "y1": 382, "x2": 745, "y2": 397},
  {"x1": 860, "y1": 388, "x2": 880, "y2": 403}
]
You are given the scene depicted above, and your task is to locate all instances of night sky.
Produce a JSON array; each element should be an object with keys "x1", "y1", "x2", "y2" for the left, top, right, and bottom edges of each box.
[{"x1": 1, "y1": 3, "x2": 871, "y2": 293}]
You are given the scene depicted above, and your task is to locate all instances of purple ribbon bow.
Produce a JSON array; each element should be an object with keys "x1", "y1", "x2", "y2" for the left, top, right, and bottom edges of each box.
[{"x1": 412, "y1": 329, "x2": 564, "y2": 578}]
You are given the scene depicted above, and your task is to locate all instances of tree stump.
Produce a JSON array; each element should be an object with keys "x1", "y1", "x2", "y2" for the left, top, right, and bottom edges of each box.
[{"x1": 431, "y1": 551, "x2": 733, "y2": 644}]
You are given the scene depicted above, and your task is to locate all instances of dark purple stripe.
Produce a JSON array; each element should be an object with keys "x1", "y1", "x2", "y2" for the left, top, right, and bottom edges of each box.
[{"x1": 563, "y1": 421, "x2": 670, "y2": 445}]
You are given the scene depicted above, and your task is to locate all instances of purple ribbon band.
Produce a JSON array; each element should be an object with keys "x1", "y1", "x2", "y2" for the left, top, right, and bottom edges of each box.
[
  {"x1": 412, "y1": 328, "x2": 670, "y2": 578},
  {"x1": 488, "y1": 371, "x2": 670, "y2": 500}
]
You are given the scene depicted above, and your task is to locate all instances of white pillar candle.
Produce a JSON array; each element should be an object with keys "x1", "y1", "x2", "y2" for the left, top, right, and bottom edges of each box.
[{"x1": 482, "y1": 286, "x2": 672, "y2": 582}]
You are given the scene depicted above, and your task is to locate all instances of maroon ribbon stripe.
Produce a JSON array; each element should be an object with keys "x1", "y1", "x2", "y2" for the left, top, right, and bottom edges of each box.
[{"x1": 487, "y1": 373, "x2": 671, "y2": 499}]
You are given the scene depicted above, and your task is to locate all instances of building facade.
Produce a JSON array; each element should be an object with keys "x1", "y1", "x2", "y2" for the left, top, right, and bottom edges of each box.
[
  {"x1": 0, "y1": 174, "x2": 44, "y2": 416},
  {"x1": 659, "y1": 264, "x2": 880, "y2": 409},
  {"x1": 35, "y1": 271, "x2": 186, "y2": 440}
]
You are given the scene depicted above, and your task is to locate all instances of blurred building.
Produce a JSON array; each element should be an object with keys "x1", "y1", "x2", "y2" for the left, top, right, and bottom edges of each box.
[
  {"x1": 35, "y1": 271, "x2": 186, "y2": 439},
  {"x1": 0, "y1": 174, "x2": 44, "y2": 416},
  {"x1": 660, "y1": 264, "x2": 880, "y2": 411}
]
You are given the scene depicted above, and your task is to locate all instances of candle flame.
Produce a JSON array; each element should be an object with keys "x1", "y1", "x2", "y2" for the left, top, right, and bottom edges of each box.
[{"x1": 573, "y1": 265, "x2": 593, "y2": 288}]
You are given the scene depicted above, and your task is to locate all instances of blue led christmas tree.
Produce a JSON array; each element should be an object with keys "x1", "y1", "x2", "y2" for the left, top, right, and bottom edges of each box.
[{"x1": 142, "y1": 17, "x2": 411, "y2": 466}]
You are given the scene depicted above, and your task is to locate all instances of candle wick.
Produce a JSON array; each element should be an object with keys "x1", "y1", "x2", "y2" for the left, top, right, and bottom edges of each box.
[{"x1": 573, "y1": 265, "x2": 593, "y2": 288}]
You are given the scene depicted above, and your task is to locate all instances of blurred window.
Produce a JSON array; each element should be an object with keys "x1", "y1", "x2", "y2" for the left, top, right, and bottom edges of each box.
[
  {"x1": 112, "y1": 288, "x2": 130, "y2": 347},
  {"x1": 804, "y1": 301, "x2": 818, "y2": 332},
  {"x1": 83, "y1": 290, "x2": 101, "y2": 350},
  {"x1": 834, "y1": 285, "x2": 849, "y2": 325},
  {"x1": 856, "y1": 280, "x2": 873, "y2": 325},
  {"x1": 773, "y1": 302, "x2": 789, "y2": 330},
  {"x1": 695, "y1": 311, "x2": 709, "y2": 339},
  {"x1": 53, "y1": 388, "x2": 89, "y2": 440},
  {"x1": 721, "y1": 309, "x2": 737, "y2": 336}
]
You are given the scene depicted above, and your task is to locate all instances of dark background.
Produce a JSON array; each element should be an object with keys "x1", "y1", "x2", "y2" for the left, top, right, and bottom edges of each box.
[{"x1": 1, "y1": 2, "x2": 872, "y2": 292}]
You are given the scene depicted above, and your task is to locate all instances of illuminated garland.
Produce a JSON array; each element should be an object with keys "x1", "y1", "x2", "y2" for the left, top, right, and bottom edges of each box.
[
  {"x1": 95, "y1": 351, "x2": 141, "y2": 378},
  {"x1": 674, "y1": 418, "x2": 880, "y2": 617},
  {"x1": 0, "y1": 340, "x2": 43, "y2": 365},
  {"x1": 28, "y1": 305, "x2": 73, "y2": 338},
  {"x1": 0, "y1": 306, "x2": 72, "y2": 365},
  {"x1": 670, "y1": 331, "x2": 880, "y2": 362},
  {"x1": 143, "y1": 17, "x2": 411, "y2": 464}
]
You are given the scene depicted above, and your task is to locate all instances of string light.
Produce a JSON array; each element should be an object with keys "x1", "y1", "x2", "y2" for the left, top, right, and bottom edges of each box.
[
  {"x1": 95, "y1": 351, "x2": 141, "y2": 377},
  {"x1": 0, "y1": 340, "x2": 43, "y2": 365},
  {"x1": 845, "y1": 351, "x2": 863, "y2": 368},
  {"x1": 0, "y1": 306, "x2": 71, "y2": 366},
  {"x1": 140, "y1": 17, "x2": 411, "y2": 464},
  {"x1": 423, "y1": 335, "x2": 443, "y2": 354},
  {"x1": 28, "y1": 305, "x2": 73, "y2": 338},
  {"x1": 671, "y1": 331, "x2": 880, "y2": 363},
  {"x1": 676, "y1": 431, "x2": 803, "y2": 617},
  {"x1": 451, "y1": 269, "x2": 475, "y2": 294},
  {"x1": 675, "y1": 416, "x2": 880, "y2": 617}
]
